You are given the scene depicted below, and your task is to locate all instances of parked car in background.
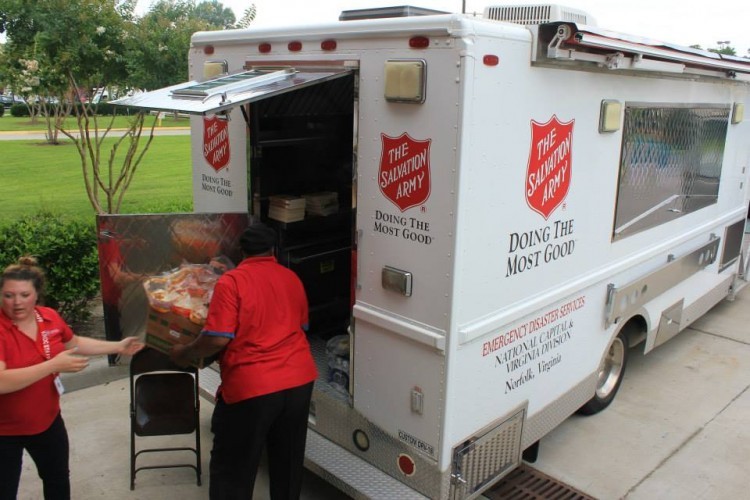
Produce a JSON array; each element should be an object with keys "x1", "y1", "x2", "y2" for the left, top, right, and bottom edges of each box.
[{"x1": 1, "y1": 94, "x2": 25, "y2": 110}]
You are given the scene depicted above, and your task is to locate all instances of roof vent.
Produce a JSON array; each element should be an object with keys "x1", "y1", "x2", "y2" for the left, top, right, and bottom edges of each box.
[
  {"x1": 484, "y1": 4, "x2": 595, "y2": 26},
  {"x1": 339, "y1": 5, "x2": 448, "y2": 21}
]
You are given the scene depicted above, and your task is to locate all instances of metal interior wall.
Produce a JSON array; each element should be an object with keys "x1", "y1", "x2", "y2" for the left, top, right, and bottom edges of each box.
[{"x1": 253, "y1": 74, "x2": 355, "y2": 118}]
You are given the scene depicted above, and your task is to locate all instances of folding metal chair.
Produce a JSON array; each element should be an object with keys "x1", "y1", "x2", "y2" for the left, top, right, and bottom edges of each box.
[{"x1": 129, "y1": 347, "x2": 202, "y2": 490}]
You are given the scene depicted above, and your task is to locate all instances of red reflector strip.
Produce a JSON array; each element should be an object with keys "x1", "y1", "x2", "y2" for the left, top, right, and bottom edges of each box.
[
  {"x1": 258, "y1": 43, "x2": 271, "y2": 53},
  {"x1": 288, "y1": 41, "x2": 302, "y2": 51},
  {"x1": 409, "y1": 36, "x2": 429, "y2": 49}
]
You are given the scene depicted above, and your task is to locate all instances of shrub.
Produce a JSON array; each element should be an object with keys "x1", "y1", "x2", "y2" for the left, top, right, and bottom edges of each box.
[
  {"x1": 8, "y1": 102, "x2": 131, "y2": 118},
  {"x1": 0, "y1": 105, "x2": 4, "y2": 118},
  {"x1": 0, "y1": 211, "x2": 99, "y2": 324},
  {"x1": 10, "y1": 103, "x2": 28, "y2": 117},
  {"x1": 122, "y1": 199, "x2": 193, "y2": 214},
  {"x1": 93, "y1": 102, "x2": 138, "y2": 116}
]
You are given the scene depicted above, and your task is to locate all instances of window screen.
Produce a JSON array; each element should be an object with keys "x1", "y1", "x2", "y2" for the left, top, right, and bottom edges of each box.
[{"x1": 613, "y1": 104, "x2": 729, "y2": 240}]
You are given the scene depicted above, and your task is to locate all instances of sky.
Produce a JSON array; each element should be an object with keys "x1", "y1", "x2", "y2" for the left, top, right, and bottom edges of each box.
[{"x1": 133, "y1": 0, "x2": 750, "y2": 56}]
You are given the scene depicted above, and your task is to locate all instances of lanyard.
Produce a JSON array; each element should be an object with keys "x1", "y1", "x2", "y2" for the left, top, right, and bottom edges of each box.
[{"x1": 34, "y1": 310, "x2": 53, "y2": 361}]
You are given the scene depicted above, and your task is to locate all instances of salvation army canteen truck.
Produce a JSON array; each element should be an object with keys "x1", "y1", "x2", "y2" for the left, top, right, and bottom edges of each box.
[{"x1": 112, "y1": 4, "x2": 750, "y2": 498}]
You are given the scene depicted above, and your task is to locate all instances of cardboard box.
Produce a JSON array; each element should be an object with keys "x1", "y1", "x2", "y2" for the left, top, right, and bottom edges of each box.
[{"x1": 145, "y1": 309, "x2": 206, "y2": 368}]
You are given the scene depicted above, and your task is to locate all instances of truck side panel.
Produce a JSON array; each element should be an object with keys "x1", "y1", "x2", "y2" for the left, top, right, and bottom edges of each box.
[{"x1": 442, "y1": 30, "x2": 750, "y2": 474}]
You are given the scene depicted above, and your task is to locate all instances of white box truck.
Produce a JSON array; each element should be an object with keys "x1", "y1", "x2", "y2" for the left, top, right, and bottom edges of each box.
[{"x1": 113, "y1": 4, "x2": 750, "y2": 498}]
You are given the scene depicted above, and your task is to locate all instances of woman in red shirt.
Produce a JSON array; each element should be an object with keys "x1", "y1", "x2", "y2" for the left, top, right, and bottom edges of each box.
[
  {"x1": 171, "y1": 223, "x2": 317, "y2": 499},
  {"x1": 0, "y1": 256, "x2": 144, "y2": 500}
]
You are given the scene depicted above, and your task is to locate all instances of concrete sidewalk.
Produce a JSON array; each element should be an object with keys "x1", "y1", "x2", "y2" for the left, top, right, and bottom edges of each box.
[
  {"x1": 533, "y1": 285, "x2": 750, "y2": 499},
  {"x1": 18, "y1": 357, "x2": 347, "y2": 500},
  {"x1": 16, "y1": 286, "x2": 750, "y2": 499}
]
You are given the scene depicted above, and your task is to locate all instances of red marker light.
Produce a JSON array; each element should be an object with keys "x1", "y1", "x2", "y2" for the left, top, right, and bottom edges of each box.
[
  {"x1": 483, "y1": 54, "x2": 499, "y2": 66},
  {"x1": 288, "y1": 41, "x2": 302, "y2": 52},
  {"x1": 258, "y1": 43, "x2": 271, "y2": 54},
  {"x1": 409, "y1": 36, "x2": 429, "y2": 49},
  {"x1": 203, "y1": 45, "x2": 215, "y2": 55},
  {"x1": 321, "y1": 39, "x2": 337, "y2": 51}
]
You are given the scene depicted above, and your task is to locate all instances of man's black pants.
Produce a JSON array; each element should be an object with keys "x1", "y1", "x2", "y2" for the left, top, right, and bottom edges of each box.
[{"x1": 209, "y1": 381, "x2": 314, "y2": 500}]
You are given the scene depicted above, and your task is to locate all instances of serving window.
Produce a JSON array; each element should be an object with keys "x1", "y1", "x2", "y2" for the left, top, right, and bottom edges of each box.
[{"x1": 613, "y1": 104, "x2": 729, "y2": 240}]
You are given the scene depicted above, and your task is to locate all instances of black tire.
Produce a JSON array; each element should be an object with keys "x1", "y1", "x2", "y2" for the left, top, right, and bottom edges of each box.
[{"x1": 577, "y1": 330, "x2": 628, "y2": 415}]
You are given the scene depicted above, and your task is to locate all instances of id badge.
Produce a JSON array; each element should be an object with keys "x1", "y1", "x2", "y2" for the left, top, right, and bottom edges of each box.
[{"x1": 54, "y1": 375, "x2": 65, "y2": 395}]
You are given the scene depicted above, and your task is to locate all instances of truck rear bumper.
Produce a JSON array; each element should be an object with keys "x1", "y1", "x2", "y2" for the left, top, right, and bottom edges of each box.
[{"x1": 305, "y1": 427, "x2": 427, "y2": 499}]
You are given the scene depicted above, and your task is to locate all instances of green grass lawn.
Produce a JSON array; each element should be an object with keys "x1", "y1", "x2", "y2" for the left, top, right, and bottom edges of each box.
[
  {"x1": 0, "y1": 135, "x2": 193, "y2": 223},
  {"x1": 0, "y1": 114, "x2": 190, "y2": 132}
]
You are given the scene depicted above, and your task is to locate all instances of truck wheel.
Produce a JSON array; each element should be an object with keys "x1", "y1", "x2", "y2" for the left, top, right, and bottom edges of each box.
[{"x1": 577, "y1": 331, "x2": 628, "y2": 415}]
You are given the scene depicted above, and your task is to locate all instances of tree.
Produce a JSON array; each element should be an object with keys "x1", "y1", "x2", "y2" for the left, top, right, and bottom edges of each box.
[
  {"x1": 709, "y1": 41, "x2": 736, "y2": 56},
  {"x1": 194, "y1": 0, "x2": 235, "y2": 29},
  {"x1": 710, "y1": 47, "x2": 737, "y2": 56},
  {"x1": 126, "y1": 0, "x2": 242, "y2": 91},
  {"x1": 0, "y1": 0, "x2": 70, "y2": 138},
  {"x1": 0, "y1": 0, "x2": 247, "y2": 213},
  {"x1": 236, "y1": 4, "x2": 257, "y2": 29},
  {"x1": 126, "y1": 0, "x2": 197, "y2": 90},
  {"x1": 0, "y1": 0, "x2": 158, "y2": 213}
]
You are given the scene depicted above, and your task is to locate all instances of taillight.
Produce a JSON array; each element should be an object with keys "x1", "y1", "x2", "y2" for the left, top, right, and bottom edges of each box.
[
  {"x1": 258, "y1": 43, "x2": 271, "y2": 54},
  {"x1": 397, "y1": 454, "x2": 416, "y2": 476},
  {"x1": 288, "y1": 41, "x2": 302, "y2": 52}
]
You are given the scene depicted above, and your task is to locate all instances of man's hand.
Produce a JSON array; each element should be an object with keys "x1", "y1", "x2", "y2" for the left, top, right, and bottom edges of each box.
[
  {"x1": 170, "y1": 335, "x2": 228, "y2": 367},
  {"x1": 170, "y1": 344, "x2": 191, "y2": 367}
]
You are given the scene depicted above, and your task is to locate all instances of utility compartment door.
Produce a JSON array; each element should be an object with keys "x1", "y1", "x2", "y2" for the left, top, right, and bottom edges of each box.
[{"x1": 111, "y1": 67, "x2": 353, "y2": 115}]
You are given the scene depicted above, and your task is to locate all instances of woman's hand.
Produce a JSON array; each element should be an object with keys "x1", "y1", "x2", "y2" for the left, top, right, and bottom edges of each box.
[
  {"x1": 118, "y1": 337, "x2": 145, "y2": 356},
  {"x1": 50, "y1": 348, "x2": 89, "y2": 373}
]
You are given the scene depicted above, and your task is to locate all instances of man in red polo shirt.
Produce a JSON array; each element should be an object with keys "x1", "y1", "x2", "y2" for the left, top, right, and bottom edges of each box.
[{"x1": 170, "y1": 223, "x2": 317, "y2": 499}]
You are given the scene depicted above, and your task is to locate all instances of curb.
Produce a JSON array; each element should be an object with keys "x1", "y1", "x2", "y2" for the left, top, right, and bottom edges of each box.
[
  {"x1": 0, "y1": 127, "x2": 190, "y2": 136},
  {"x1": 60, "y1": 355, "x2": 130, "y2": 393}
]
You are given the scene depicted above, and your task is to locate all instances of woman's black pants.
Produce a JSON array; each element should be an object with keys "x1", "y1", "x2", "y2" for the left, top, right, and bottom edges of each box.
[
  {"x1": 209, "y1": 381, "x2": 314, "y2": 500},
  {"x1": 0, "y1": 413, "x2": 70, "y2": 500}
]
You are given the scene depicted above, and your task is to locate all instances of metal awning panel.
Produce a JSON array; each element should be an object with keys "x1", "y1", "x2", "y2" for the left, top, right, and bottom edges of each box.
[
  {"x1": 111, "y1": 67, "x2": 352, "y2": 115},
  {"x1": 542, "y1": 22, "x2": 750, "y2": 79},
  {"x1": 572, "y1": 29, "x2": 750, "y2": 75}
]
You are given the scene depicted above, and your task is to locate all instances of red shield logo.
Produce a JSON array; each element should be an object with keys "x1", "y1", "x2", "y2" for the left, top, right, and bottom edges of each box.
[
  {"x1": 379, "y1": 133, "x2": 431, "y2": 212},
  {"x1": 526, "y1": 116, "x2": 574, "y2": 219},
  {"x1": 203, "y1": 116, "x2": 230, "y2": 172}
]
